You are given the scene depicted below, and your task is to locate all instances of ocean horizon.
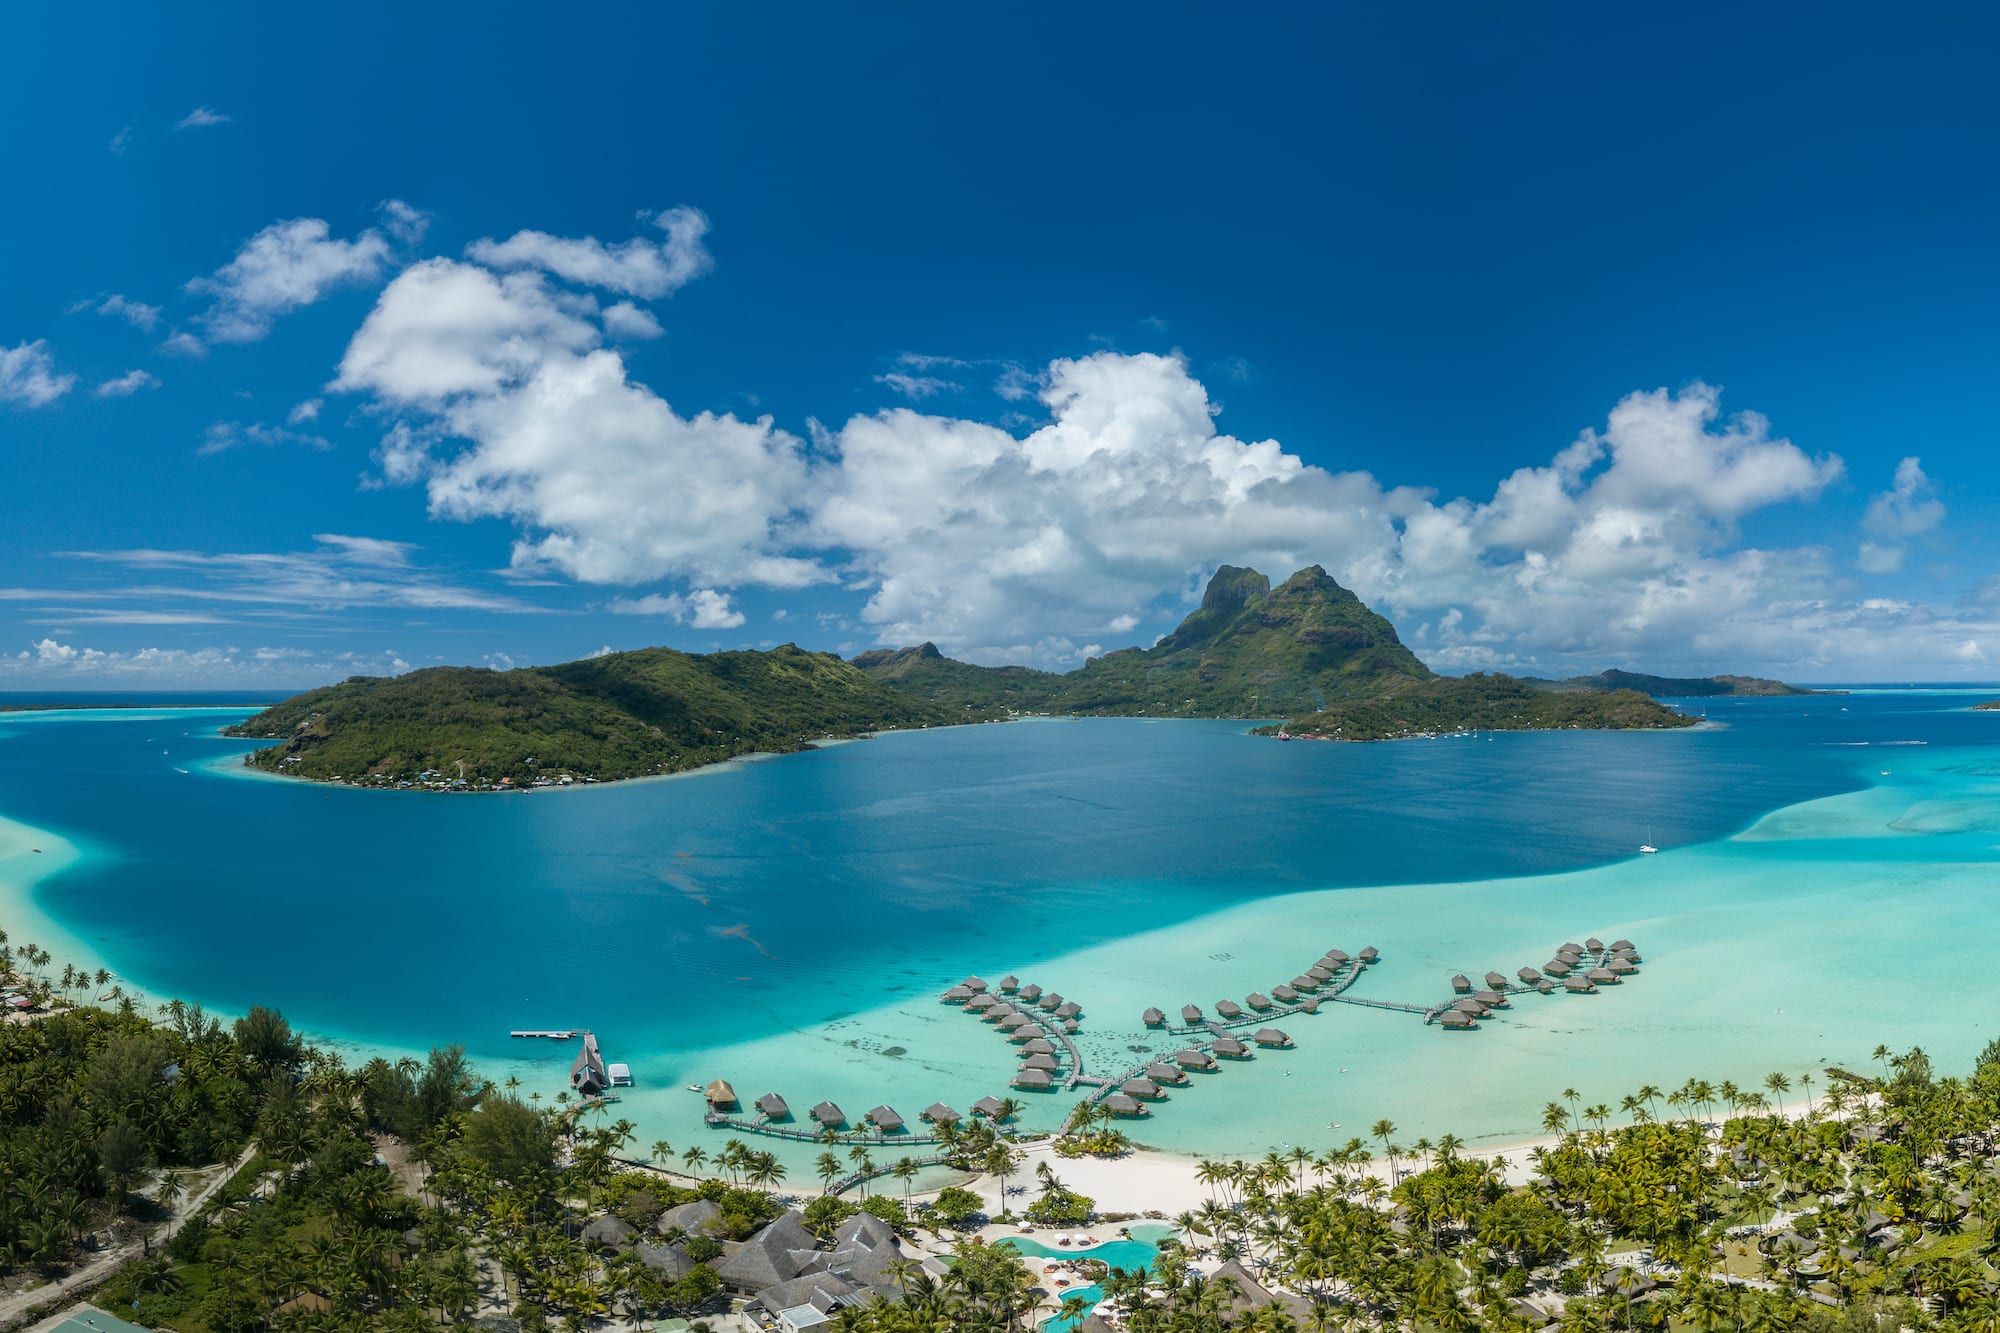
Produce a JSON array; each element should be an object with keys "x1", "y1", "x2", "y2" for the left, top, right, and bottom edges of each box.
[{"x1": 3, "y1": 688, "x2": 1997, "y2": 1176}]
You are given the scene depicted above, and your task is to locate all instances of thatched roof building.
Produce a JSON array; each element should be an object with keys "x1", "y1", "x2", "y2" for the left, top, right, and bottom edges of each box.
[
  {"x1": 1146, "y1": 1062, "x2": 1187, "y2": 1083},
  {"x1": 1010, "y1": 1024, "x2": 1047, "y2": 1042},
  {"x1": 1103, "y1": 1094, "x2": 1148, "y2": 1117},
  {"x1": 866, "y1": 1105, "x2": 904, "y2": 1131},
  {"x1": 1473, "y1": 989, "x2": 1506, "y2": 1005},
  {"x1": 571, "y1": 1032, "x2": 609, "y2": 1097},
  {"x1": 1054, "y1": 1001, "x2": 1081, "y2": 1019},
  {"x1": 1543, "y1": 959, "x2": 1573, "y2": 976},
  {"x1": 1020, "y1": 1053, "x2": 1058, "y2": 1071},
  {"x1": 1358, "y1": 946, "x2": 1379, "y2": 961},
  {"x1": 1038, "y1": 993, "x2": 1064, "y2": 1011},
  {"x1": 1061, "y1": 1019, "x2": 1080, "y2": 1034},
  {"x1": 1451, "y1": 974, "x2": 1472, "y2": 993},
  {"x1": 1143, "y1": 1007, "x2": 1166, "y2": 1027},
  {"x1": 756, "y1": 1092, "x2": 790, "y2": 1119},
  {"x1": 1327, "y1": 949, "x2": 1351, "y2": 963},
  {"x1": 1451, "y1": 998, "x2": 1486, "y2": 1015},
  {"x1": 1019, "y1": 983, "x2": 1043, "y2": 1002},
  {"x1": 922, "y1": 1102, "x2": 961, "y2": 1124},
  {"x1": 999, "y1": 975, "x2": 1019, "y2": 992},
  {"x1": 1120, "y1": 1077, "x2": 1165, "y2": 1099},
  {"x1": 1216, "y1": 999, "x2": 1243, "y2": 1019},
  {"x1": 1611, "y1": 938, "x2": 1634, "y2": 952},
  {"x1": 810, "y1": 1100, "x2": 846, "y2": 1126},
  {"x1": 1021, "y1": 1037, "x2": 1056, "y2": 1055},
  {"x1": 1181, "y1": 1004, "x2": 1204, "y2": 1024},
  {"x1": 1440, "y1": 1010, "x2": 1474, "y2": 1029},
  {"x1": 1608, "y1": 958, "x2": 1637, "y2": 975},
  {"x1": 1253, "y1": 1028, "x2": 1292, "y2": 1047},
  {"x1": 1013, "y1": 1068, "x2": 1052, "y2": 1089},
  {"x1": 941, "y1": 985, "x2": 973, "y2": 1003},
  {"x1": 1534, "y1": 978, "x2": 1555, "y2": 993},
  {"x1": 1246, "y1": 992, "x2": 1273, "y2": 1010},
  {"x1": 703, "y1": 1078, "x2": 737, "y2": 1110},
  {"x1": 964, "y1": 976, "x2": 988, "y2": 993},
  {"x1": 997, "y1": 1012, "x2": 1030, "y2": 1030},
  {"x1": 1174, "y1": 1048, "x2": 1215, "y2": 1069},
  {"x1": 1586, "y1": 966, "x2": 1617, "y2": 984},
  {"x1": 1518, "y1": 966, "x2": 1542, "y2": 983},
  {"x1": 1485, "y1": 971, "x2": 1509, "y2": 989},
  {"x1": 1561, "y1": 942, "x2": 1584, "y2": 955},
  {"x1": 1308, "y1": 964, "x2": 1335, "y2": 981},
  {"x1": 972, "y1": 1095, "x2": 1008, "y2": 1118},
  {"x1": 1212, "y1": 1036, "x2": 1250, "y2": 1058},
  {"x1": 966, "y1": 993, "x2": 998, "y2": 1012},
  {"x1": 1272, "y1": 984, "x2": 1298, "y2": 1003},
  {"x1": 1585, "y1": 937, "x2": 1604, "y2": 952},
  {"x1": 1300, "y1": 996, "x2": 1320, "y2": 1013},
  {"x1": 1564, "y1": 977, "x2": 1595, "y2": 993}
]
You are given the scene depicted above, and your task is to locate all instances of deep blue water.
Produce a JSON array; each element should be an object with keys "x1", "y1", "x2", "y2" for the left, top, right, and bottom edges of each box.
[{"x1": 0, "y1": 690, "x2": 1985, "y2": 1065}]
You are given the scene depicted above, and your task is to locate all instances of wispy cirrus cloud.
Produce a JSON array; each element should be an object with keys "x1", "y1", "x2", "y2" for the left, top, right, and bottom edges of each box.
[
  {"x1": 95, "y1": 369, "x2": 160, "y2": 398},
  {"x1": 70, "y1": 293, "x2": 162, "y2": 331},
  {"x1": 197, "y1": 420, "x2": 332, "y2": 456},
  {"x1": 174, "y1": 106, "x2": 231, "y2": 130}
]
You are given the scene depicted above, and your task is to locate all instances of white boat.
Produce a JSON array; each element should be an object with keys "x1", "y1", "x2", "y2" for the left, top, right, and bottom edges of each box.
[{"x1": 1639, "y1": 844, "x2": 1657, "y2": 854}]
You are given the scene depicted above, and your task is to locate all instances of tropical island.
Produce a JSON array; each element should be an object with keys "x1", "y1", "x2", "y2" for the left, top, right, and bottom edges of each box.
[
  {"x1": 1, "y1": 931, "x2": 1992, "y2": 1333},
  {"x1": 224, "y1": 565, "x2": 1774, "y2": 788}
]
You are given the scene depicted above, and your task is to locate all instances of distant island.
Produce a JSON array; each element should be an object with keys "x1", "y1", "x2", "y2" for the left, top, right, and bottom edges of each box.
[
  {"x1": 228, "y1": 563, "x2": 1807, "y2": 789},
  {"x1": 1974, "y1": 700, "x2": 2000, "y2": 711}
]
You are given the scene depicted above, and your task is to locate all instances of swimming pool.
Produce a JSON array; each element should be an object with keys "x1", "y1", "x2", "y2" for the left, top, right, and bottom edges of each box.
[{"x1": 1000, "y1": 1228, "x2": 1174, "y2": 1331}]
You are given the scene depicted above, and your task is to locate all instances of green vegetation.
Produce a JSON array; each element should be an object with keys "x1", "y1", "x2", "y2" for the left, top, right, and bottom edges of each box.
[
  {"x1": 1266, "y1": 672, "x2": 1697, "y2": 741},
  {"x1": 1527, "y1": 669, "x2": 1830, "y2": 698},
  {"x1": 859, "y1": 564, "x2": 1695, "y2": 739},
  {"x1": 222, "y1": 643, "x2": 979, "y2": 788}
]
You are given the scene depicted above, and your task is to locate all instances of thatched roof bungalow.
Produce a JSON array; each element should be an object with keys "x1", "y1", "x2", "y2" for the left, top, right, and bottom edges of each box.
[
  {"x1": 1012, "y1": 1068, "x2": 1052, "y2": 1089},
  {"x1": 1485, "y1": 971, "x2": 1509, "y2": 989},
  {"x1": 1586, "y1": 966, "x2": 1617, "y2": 984},
  {"x1": 1246, "y1": 992, "x2": 1273, "y2": 1010},
  {"x1": 997, "y1": 1012, "x2": 1030, "y2": 1030},
  {"x1": 922, "y1": 1103, "x2": 961, "y2": 1124},
  {"x1": 1517, "y1": 967, "x2": 1542, "y2": 983},
  {"x1": 966, "y1": 993, "x2": 998, "y2": 1012},
  {"x1": 1054, "y1": 1001, "x2": 1081, "y2": 1019},
  {"x1": 1020, "y1": 1053, "x2": 1058, "y2": 1071},
  {"x1": 866, "y1": 1105, "x2": 904, "y2": 1131},
  {"x1": 1543, "y1": 959, "x2": 1573, "y2": 977},
  {"x1": 1358, "y1": 946, "x2": 1379, "y2": 961},
  {"x1": 999, "y1": 975, "x2": 1020, "y2": 992},
  {"x1": 1564, "y1": 977, "x2": 1596, "y2": 994},
  {"x1": 964, "y1": 976, "x2": 988, "y2": 993},
  {"x1": 1611, "y1": 938, "x2": 1634, "y2": 952},
  {"x1": 1103, "y1": 1094, "x2": 1148, "y2": 1118},
  {"x1": 1212, "y1": 1036, "x2": 1251, "y2": 1058},
  {"x1": 1146, "y1": 1062, "x2": 1187, "y2": 1083},
  {"x1": 1534, "y1": 978, "x2": 1555, "y2": 993},
  {"x1": 1440, "y1": 1010, "x2": 1474, "y2": 1029},
  {"x1": 703, "y1": 1078, "x2": 737, "y2": 1110},
  {"x1": 1555, "y1": 949, "x2": 1581, "y2": 966},
  {"x1": 972, "y1": 1095, "x2": 1008, "y2": 1118},
  {"x1": 1292, "y1": 974, "x2": 1320, "y2": 990},
  {"x1": 1300, "y1": 996, "x2": 1320, "y2": 1013},
  {"x1": 1142, "y1": 1007, "x2": 1165, "y2": 1027},
  {"x1": 1561, "y1": 942, "x2": 1584, "y2": 955},
  {"x1": 811, "y1": 1100, "x2": 846, "y2": 1127},
  {"x1": 1451, "y1": 974, "x2": 1472, "y2": 993},
  {"x1": 1174, "y1": 1048, "x2": 1216, "y2": 1070},
  {"x1": 1021, "y1": 1038, "x2": 1056, "y2": 1055},
  {"x1": 1216, "y1": 999, "x2": 1244, "y2": 1019},
  {"x1": 941, "y1": 985, "x2": 973, "y2": 1003},
  {"x1": 756, "y1": 1092, "x2": 790, "y2": 1119},
  {"x1": 1010, "y1": 1024, "x2": 1047, "y2": 1042},
  {"x1": 1473, "y1": 989, "x2": 1506, "y2": 1005},
  {"x1": 1308, "y1": 964, "x2": 1335, "y2": 981},
  {"x1": 1327, "y1": 949, "x2": 1351, "y2": 963},
  {"x1": 1037, "y1": 993, "x2": 1064, "y2": 1011},
  {"x1": 1585, "y1": 937, "x2": 1604, "y2": 952},
  {"x1": 1120, "y1": 1078, "x2": 1165, "y2": 1099},
  {"x1": 1019, "y1": 983, "x2": 1043, "y2": 1002},
  {"x1": 1608, "y1": 959, "x2": 1637, "y2": 975},
  {"x1": 1253, "y1": 1028, "x2": 1292, "y2": 1048},
  {"x1": 1272, "y1": 984, "x2": 1299, "y2": 1003},
  {"x1": 1061, "y1": 1019, "x2": 1080, "y2": 1034},
  {"x1": 1452, "y1": 999, "x2": 1486, "y2": 1016}
]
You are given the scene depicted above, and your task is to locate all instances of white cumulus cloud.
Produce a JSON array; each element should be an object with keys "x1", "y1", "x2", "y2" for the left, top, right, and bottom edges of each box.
[
  {"x1": 94, "y1": 369, "x2": 160, "y2": 397},
  {"x1": 608, "y1": 588, "x2": 746, "y2": 629},
  {"x1": 0, "y1": 341, "x2": 76, "y2": 407},
  {"x1": 188, "y1": 204, "x2": 423, "y2": 343},
  {"x1": 465, "y1": 206, "x2": 712, "y2": 299}
]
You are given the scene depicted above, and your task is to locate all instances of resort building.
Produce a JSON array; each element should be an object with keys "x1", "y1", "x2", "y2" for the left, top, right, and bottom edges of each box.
[{"x1": 571, "y1": 1032, "x2": 608, "y2": 1097}]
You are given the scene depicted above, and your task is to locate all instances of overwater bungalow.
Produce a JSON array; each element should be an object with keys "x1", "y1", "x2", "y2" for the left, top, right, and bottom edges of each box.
[
  {"x1": 1327, "y1": 949, "x2": 1351, "y2": 964},
  {"x1": 1292, "y1": 974, "x2": 1319, "y2": 990},
  {"x1": 1246, "y1": 992, "x2": 1273, "y2": 1011},
  {"x1": 1440, "y1": 1010, "x2": 1474, "y2": 1029},
  {"x1": 1473, "y1": 989, "x2": 1507, "y2": 1006},
  {"x1": 1019, "y1": 983, "x2": 1044, "y2": 1002},
  {"x1": 1013, "y1": 1068, "x2": 1053, "y2": 1089},
  {"x1": 1216, "y1": 999, "x2": 1244, "y2": 1019},
  {"x1": 1272, "y1": 984, "x2": 1298, "y2": 1003},
  {"x1": 1173, "y1": 1048, "x2": 1216, "y2": 1070},
  {"x1": 1054, "y1": 1001, "x2": 1081, "y2": 1019},
  {"x1": 1011, "y1": 1024, "x2": 1047, "y2": 1042},
  {"x1": 983, "y1": 1005, "x2": 1017, "y2": 1024},
  {"x1": 999, "y1": 975, "x2": 1020, "y2": 992},
  {"x1": 1561, "y1": 942, "x2": 1584, "y2": 955},
  {"x1": 1613, "y1": 945, "x2": 1642, "y2": 961},
  {"x1": 972, "y1": 1095, "x2": 1009, "y2": 1119},
  {"x1": 1517, "y1": 966, "x2": 1543, "y2": 983},
  {"x1": 1308, "y1": 964, "x2": 1335, "y2": 981},
  {"x1": 1212, "y1": 1036, "x2": 1251, "y2": 1059},
  {"x1": 704, "y1": 1078, "x2": 737, "y2": 1111},
  {"x1": 940, "y1": 985, "x2": 973, "y2": 1003},
  {"x1": 1103, "y1": 1093, "x2": 1148, "y2": 1117},
  {"x1": 1121, "y1": 1078, "x2": 1166, "y2": 1099},
  {"x1": 1484, "y1": 971, "x2": 1509, "y2": 989},
  {"x1": 1020, "y1": 1053, "x2": 1058, "y2": 1071},
  {"x1": 866, "y1": 1105, "x2": 904, "y2": 1132},
  {"x1": 922, "y1": 1103, "x2": 961, "y2": 1125},
  {"x1": 1143, "y1": 1007, "x2": 1166, "y2": 1027},
  {"x1": 810, "y1": 1100, "x2": 846, "y2": 1127},
  {"x1": 1543, "y1": 959, "x2": 1573, "y2": 977},
  {"x1": 1181, "y1": 1004, "x2": 1204, "y2": 1025},
  {"x1": 1608, "y1": 958, "x2": 1637, "y2": 975},
  {"x1": 1358, "y1": 946, "x2": 1379, "y2": 961},
  {"x1": 1253, "y1": 1028, "x2": 1292, "y2": 1048},
  {"x1": 1451, "y1": 974, "x2": 1472, "y2": 993},
  {"x1": 1585, "y1": 937, "x2": 1605, "y2": 952},
  {"x1": 964, "y1": 976, "x2": 989, "y2": 993},
  {"x1": 756, "y1": 1092, "x2": 791, "y2": 1120},
  {"x1": 1555, "y1": 949, "x2": 1582, "y2": 966},
  {"x1": 966, "y1": 993, "x2": 998, "y2": 1012},
  {"x1": 1586, "y1": 966, "x2": 1617, "y2": 984},
  {"x1": 1021, "y1": 1037, "x2": 1056, "y2": 1055},
  {"x1": 1146, "y1": 1062, "x2": 1188, "y2": 1083},
  {"x1": 1564, "y1": 977, "x2": 1596, "y2": 994},
  {"x1": 1451, "y1": 999, "x2": 1486, "y2": 1016},
  {"x1": 1534, "y1": 979, "x2": 1555, "y2": 994},
  {"x1": 1061, "y1": 1019, "x2": 1080, "y2": 1035},
  {"x1": 997, "y1": 1012, "x2": 1030, "y2": 1030},
  {"x1": 1611, "y1": 938, "x2": 1634, "y2": 951},
  {"x1": 1300, "y1": 997, "x2": 1320, "y2": 1013},
  {"x1": 1037, "y1": 993, "x2": 1064, "y2": 1011}
]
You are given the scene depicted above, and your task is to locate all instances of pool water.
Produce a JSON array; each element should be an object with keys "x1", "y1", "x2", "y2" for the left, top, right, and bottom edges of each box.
[{"x1": 1001, "y1": 1232, "x2": 1171, "y2": 1330}]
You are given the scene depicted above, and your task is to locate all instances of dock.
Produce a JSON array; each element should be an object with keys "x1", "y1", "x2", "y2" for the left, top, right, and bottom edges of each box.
[{"x1": 511, "y1": 1028, "x2": 580, "y2": 1039}]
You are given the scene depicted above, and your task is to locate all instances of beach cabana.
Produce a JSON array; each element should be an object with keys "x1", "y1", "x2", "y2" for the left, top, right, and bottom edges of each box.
[
  {"x1": 1473, "y1": 989, "x2": 1506, "y2": 1006},
  {"x1": 964, "y1": 976, "x2": 988, "y2": 993},
  {"x1": 1292, "y1": 974, "x2": 1319, "y2": 990},
  {"x1": 1103, "y1": 1094, "x2": 1148, "y2": 1118},
  {"x1": 1358, "y1": 946, "x2": 1379, "y2": 961},
  {"x1": 940, "y1": 985, "x2": 973, "y2": 1003},
  {"x1": 1216, "y1": 999, "x2": 1243, "y2": 1019},
  {"x1": 1440, "y1": 1010, "x2": 1474, "y2": 1029},
  {"x1": 1451, "y1": 974, "x2": 1472, "y2": 993},
  {"x1": 1564, "y1": 977, "x2": 1596, "y2": 994},
  {"x1": 1517, "y1": 967, "x2": 1542, "y2": 983},
  {"x1": 1020, "y1": 1053, "x2": 1058, "y2": 1071},
  {"x1": 1021, "y1": 1037, "x2": 1056, "y2": 1055},
  {"x1": 866, "y1": 1105, "x2": 904, "y2": 1132},
  {"x1": 1272, "y1": 984, "x2": 1298, "y2": 1003},
  {"x1": 1484, "y1": 971, "x2": 1509, "y2": 989},
  {"x1": 1146, "y1": 1062, "x2": 1187, "y2": 1083},
  {"x1": 1038, "y1": 993, "x2": 1064, "y2": 1011},
  {"x1": 1212, "y1": 1036, "x2": 1251, "y2": 1059},
  {"x1": 810, "y1": 1100, "x2": 846, "y2": 1127},
  {"x1": 971, "y1": 1095, "x2": 1009, "y2": 1119},
  {"x1": 1173, "y1": 1049, "x2": 1215, "y2": 1070},
  {"x1": 1143, "y1": 1007, "x2": 1166, "y2": 1027},
  {"x1": 703, "y1": 1078, "x2": 737, "y2": 1111},
  {"x1": 1013, "y1": 1068, "x2": 1052, "y2": 1089},
  {"x1": 999, "y1": 975, "x2": 1020, "y2": 992},
  {"x1": 922, "y1": 1102, "x2": 961, "y2": 1124},
  {"x1": 1054, "y1": 1001, "x2": 1081, "y2": 1019},
  {"x1": 1120, "y1": 1077, "x2": 1165, "y2": 1099},
  {"x1": 756, "y1": 1092, "x2": 790, "y2": 1119},
  {"x1": 1587, "y1": 966, "x2": 1617, "y2": 984},
  {"x1": 1253, "y1": 1028, "x2": 1292, "y2": 1048},
  {"x1": 1010, "y1": 1024, "x2": 1047, "y2": 1042},
  {"x1": 1181, "y1": 1004, "x2": 1204, "y2": 1025},
  {"x1": 1019, "y1": 983, "x2": 1043, "y2": 1002},
  {"x1": 1246, "y1": 992, "x2": 1273, "y2": 1010}
]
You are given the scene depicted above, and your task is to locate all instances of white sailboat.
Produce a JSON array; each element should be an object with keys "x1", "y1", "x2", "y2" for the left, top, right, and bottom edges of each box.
[{"x1": 1639, "y1": 822, "x2": 1657, "y2": 855}]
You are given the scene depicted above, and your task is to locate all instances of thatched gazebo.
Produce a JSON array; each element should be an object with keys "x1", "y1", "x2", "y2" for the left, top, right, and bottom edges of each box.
[
  {"x1": 1143, "y1": 1007, "x2": 1166, "y2": 1027},
  {"x1": 755, "y1": 1092, "x2": 790, "y2": 1119},
  {"x1": 1253, "y1": 1028, "x2": 1292, "y2": 1048},
  {"x1": 811, "y1": 1100, "x2": 846, "y2": 1127}
]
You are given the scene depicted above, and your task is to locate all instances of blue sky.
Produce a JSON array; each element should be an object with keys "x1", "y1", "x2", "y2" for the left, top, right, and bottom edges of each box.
[{"x1": 3, "y1": 5, "x2": 1997, "y2": 687}]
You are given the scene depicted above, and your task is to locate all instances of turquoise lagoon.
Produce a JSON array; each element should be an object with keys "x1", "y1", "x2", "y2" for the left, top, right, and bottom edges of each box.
[{"x1": 2, "y1": 690, "x2": 1999, "y2": 1178}]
